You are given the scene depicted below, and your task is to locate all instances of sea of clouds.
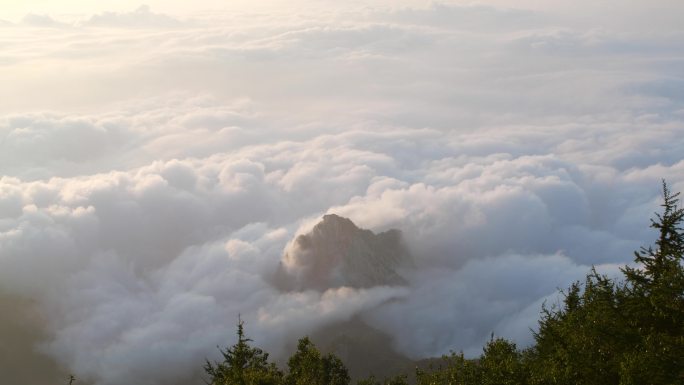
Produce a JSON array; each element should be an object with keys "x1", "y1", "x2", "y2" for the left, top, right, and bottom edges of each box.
[{"x1": 1, "y1": 1, "x2": 683, "y2": 384}]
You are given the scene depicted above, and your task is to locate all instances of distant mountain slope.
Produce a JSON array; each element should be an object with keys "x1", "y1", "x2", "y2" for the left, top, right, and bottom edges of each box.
[
  {"x1": 0, "y1": 293, "x2": 67, "y2": 385},
  {"x1": 309, "y1": 317, "x2": 416, "y2": 381},
  {"x1": 276, "y1": 214, "x2": 411, "y2": 291}
]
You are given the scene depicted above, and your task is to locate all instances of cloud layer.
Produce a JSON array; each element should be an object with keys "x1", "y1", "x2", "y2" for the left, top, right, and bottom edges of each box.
[{"x1": 1, "y1": 2, "x2": 683, "y2": 385}]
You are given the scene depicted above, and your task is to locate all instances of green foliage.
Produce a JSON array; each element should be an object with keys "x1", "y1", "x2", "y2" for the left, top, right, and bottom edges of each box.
[
  {"x1": 480, "y1": 336, "x2": 525, "y2": 385},
  {"x1": 285, "y1": 337, "x2": 350, "y2": 385},
  {"x1": 620, "y1": 180, "x2": 684, "y2": 384},
  {"x1": 204, "y1": 318, "x2": 283, "y2": 385},
  {"x1": 527, "y1": 181, "x2": 684, "y2": 385},
  {"x1": 527, "y1": 271, "x2": 632, "y2": 385},
  {"x1": 357, "y1": 374, "x2": 409, "y2": 385},
  {"x1": 624, "y1": 180, "x2": 684, "y2": 291},
  {"x1": 416, "y1": 351, "x2": 480, "y2": 385},
  {"x1": 205, "y1": 325, "x2": 350, "y2": 385}
]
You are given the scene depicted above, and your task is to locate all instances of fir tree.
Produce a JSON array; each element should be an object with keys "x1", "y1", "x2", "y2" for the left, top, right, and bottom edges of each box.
[
  {"x1": 285, "y1": 337, "x2": 350, "y2": 385},
  {"x1": 620, "y1": 180, "x2": 684, "y2": 384},
  {"x1": 480, "y1": 336, "x2": 525, "y2": 385},
  {"x1": 204, "y1": 317, "x2": 283, "y2": 385}
]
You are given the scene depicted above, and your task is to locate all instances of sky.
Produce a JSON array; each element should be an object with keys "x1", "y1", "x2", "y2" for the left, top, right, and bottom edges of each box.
[{"x1": 1, "y1": 1, "x2": 684, "y2": 384}]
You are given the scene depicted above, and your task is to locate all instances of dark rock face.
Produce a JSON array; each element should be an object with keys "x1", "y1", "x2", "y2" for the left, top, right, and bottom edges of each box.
[{"x1": 277, "y1": 214, "x2": 411, "y2": 291}]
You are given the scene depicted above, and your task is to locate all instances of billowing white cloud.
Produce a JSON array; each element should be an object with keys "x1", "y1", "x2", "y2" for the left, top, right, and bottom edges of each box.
[
  {"x1": 21, "y1": 13, "x2": 71, "y2": 28},
  {"x1": 84, "y1": 5, "x2": 185, "y2": 28},
  {"x1": 1, "y1": 2, "x2": 683, "y2": 385}
]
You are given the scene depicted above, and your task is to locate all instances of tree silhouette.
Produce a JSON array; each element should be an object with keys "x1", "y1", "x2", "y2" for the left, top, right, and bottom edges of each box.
[
  {"x1": 204, "y1": 317, "x2": 283, "y2": 385},
  {"x1": 285, "y1": 337, "x2": 349, "y2": 385},
  {"x1": 620, "y1": 180, "x2": 684, "y2": 384}
]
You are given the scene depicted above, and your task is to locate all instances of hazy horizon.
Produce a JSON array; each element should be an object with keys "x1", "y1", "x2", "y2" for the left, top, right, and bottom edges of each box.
[{"x1": 1, "y1": 1, "x2": 683, "y2": 384}]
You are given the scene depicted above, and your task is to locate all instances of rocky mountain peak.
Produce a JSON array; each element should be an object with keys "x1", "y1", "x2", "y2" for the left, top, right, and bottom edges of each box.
[{"x1": 276, "y1": 215, "x2": 411, "y2": 291}]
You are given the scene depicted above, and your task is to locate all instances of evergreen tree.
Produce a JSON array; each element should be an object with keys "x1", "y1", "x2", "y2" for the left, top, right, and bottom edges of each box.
[
  {"x1": 285, "y1": 337, "x2": 350, "y2": 385},
  {"x1": 415, "y1": 351, "x2": 480, "y2": 385},
  {"x1": 527, "y1": 272, "x2": 631, "y2": 385},
  {"x1": 479, "y1": 336, "x2": 525, "y2": 385},
  {"x1": 204, "y1": 318, "x2": 283, "y2": 385},
  {"x1": 624, "y1": 180, "x2": 684, "y2": 290},
  {"x1": 528, "y1": 181, "x2": 684, "y2": 385},
  {"x1": 620, "y1": 180, "x2": 684, "y2": 384}
]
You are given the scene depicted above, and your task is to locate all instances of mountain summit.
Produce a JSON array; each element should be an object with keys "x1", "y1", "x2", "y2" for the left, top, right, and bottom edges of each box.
[{"x1": 276, "y1": 214, "x2": 411, "y2": 291}]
